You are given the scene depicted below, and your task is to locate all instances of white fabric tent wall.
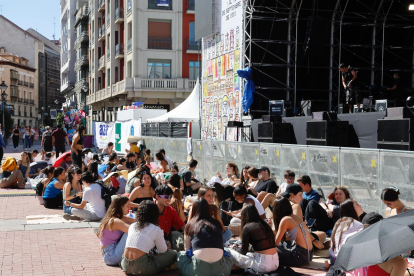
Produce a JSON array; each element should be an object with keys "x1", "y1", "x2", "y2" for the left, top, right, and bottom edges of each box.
[{"x1": 147, "y1": 79, "x2": 200, "y2": 123}]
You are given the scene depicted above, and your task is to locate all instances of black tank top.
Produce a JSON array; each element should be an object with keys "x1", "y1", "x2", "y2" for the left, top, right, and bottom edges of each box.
[{"x1": 191, "y1": 224, "x2": 223, "y2": 251}]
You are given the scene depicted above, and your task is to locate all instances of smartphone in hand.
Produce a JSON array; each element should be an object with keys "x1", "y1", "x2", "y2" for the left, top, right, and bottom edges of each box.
[{"x1": 306, "y1": 218, "x2": 316, "y2": 228}]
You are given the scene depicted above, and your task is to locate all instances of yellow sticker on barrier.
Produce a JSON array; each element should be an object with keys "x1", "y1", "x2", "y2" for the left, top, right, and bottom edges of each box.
[
  {"x1": 255, "y1": 149, "x2": 258, "y2": 155},
  {"x1": 277, "y1": 151, "x2": 280, "y2": 156},
  {"x1": 199, "y1": 144, "x2": 202, "y2": 150},
  {"x1": 238, "y1": 147, "x2": 241, "y2": 153},
  {"x1": 182, "y1": 143, "x2": 184, "y2": 147},
  {"x1": 174, "y1": 142, "x2": 176, "y2": 146},
  {"x1": 371, "y1": 159, "x2": 377, "y2": 168},
  {"x1": 333, "y1": 156, "x2": 337, "y2": 163},
  {"x1": 160, "y1": 141, "x2": 162, "y2": 145},
  {"x1": 302, "y1": 152, "x2": 306, "y2": 159}
]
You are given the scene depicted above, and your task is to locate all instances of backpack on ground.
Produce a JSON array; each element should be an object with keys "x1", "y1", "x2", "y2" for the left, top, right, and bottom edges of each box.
[
  {"x1": 1, "y1": 157, "x2": 17, "y2": 177},
  {"x1": 95, "y1": 180, "x2": 119, "y2": 210}
]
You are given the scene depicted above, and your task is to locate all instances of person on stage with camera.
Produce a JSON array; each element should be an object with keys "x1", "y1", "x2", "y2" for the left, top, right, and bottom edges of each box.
[{"x1": 339, "y1": 64, "x2": 360, "y2": 113}]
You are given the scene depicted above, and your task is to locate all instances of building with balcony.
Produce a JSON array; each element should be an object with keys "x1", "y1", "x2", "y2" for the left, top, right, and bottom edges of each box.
[
  {"x1": 182, "y1": 0, "x2": 200, "y2": 83},
  {"x1": 0, "y1": 48, "x2": 37, "y2": 127},
  {"x1": 87, "y1": 0, "x2": 200, "y2": 124},
  {"x1": 60, "y1": 0, "x2": 78, "y2": 109}
]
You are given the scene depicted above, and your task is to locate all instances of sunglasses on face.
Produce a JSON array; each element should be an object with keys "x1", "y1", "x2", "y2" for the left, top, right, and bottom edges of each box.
[
  {"x1": 286, "y1": 177, "x2": 294, "y2": 180},
  {"x1": 158, "y1": 195, "x2": 172, "y2": 200}
]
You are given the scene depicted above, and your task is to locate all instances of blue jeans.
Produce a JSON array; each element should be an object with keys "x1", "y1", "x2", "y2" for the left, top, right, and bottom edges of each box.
[
  {"x1": 25, "y1": 136, "x2": 31, "y2": 148},
  {"x1": 63, "y1": 205, "x2": 72, "y2": 215},
  {"x1": 223, "y1": 229, "x2": 233, "y2": 244},
  {"x1": 102, "y1": 232, "x2": 128, "y2": 266}
]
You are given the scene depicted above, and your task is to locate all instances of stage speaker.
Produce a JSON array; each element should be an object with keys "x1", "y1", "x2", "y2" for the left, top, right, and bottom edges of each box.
[
  {"x1": 386, "y1": 107, "x2": 414, "y2": 119},
  {"x1": 306, "y1": 121, "x2": 349, "y2": 147},
  {"x1": 258, "y1": 122, "x2": 293, "y2": 144},
  {"x1": 377, "y1": 118, "x2": 414, "y2": 151},
  {"x1": 262, "y1": 115, "x2": 282, "y2": 123}
]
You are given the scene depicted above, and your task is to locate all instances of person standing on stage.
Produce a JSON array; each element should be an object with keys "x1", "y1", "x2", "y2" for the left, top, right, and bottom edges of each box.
[
  {"x1": 339, "y1": 64, "x2": 360, "y2": 113},
  {"x1": 71, "y1": 125, "x2": 85, "y2": 169},
  {"x1": 387, "y1": 73, "x2": 404, "y2": 107}
]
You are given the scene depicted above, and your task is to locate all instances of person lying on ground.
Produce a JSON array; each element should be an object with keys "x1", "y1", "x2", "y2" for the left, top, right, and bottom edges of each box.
[
  {"x1": 178, "y1": 159, "x2": 201, "y2": 195},
  {"x1": 98, "y1": 196, "x2": 135, "y2": 266},
  {"x1": 273, "y1": 197, "x2": 314, "y2": 267},
  {"x1": 381, "y1": 187, "x2": 412, "y2": 217},
  {"x1": 229, "y1": 204, "x2": 279, "y2": 274},
  {"x1": 129, "y1": 171, "x2": 155, "y2": 208},
  {"x1": 65, "y1": 171, "x2": 106, "y2": 221},
  {"x1": 304, "y1": 186, "x2": 351, "y2": 232},
  {"x1": 155, "y1": 184, "x2": 185, "y2": 251},
  {"x1": 177, "y1": 199, "x2": 233, "y2": 276},
  {"x1": 63, "y1": 166, "x2": 83, "y2": 215},
  {"x1": 121, "y1": 200, "x2": 177, "y2": 275},
  {"x1": 43, "y1": 167, "x2": 66, "y2": 209}
]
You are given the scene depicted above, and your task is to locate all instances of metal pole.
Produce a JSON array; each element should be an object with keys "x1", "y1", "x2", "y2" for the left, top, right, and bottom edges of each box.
[
  {"x1": 2, "y1": 99, "x2": 5, "y2": 135},
  {"x1": 294, "y1": 0, "x2": 304, "y2": 114},
  {"x1": 287, "y1": 0, "x2": 296, "y2": 103},
  {"x1": 329, "y1": 0, "x2": 341, "y2": 112},
  {"x1": 381, "y1": 0, "x2": 394, "y2": 86}
]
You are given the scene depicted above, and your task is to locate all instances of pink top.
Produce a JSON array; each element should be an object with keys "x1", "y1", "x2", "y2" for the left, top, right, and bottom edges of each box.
[
  {"x1": 100, "y1": 229, "x2": 123, "y2": 246},
  {"x1": 367, "y1": 265, "x2": 389, "y2": 276}
]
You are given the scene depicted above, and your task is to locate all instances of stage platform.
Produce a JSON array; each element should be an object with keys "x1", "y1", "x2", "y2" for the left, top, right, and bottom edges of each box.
[{"x1": 252, "y1": 112, "x2": 386, "y2": 149}]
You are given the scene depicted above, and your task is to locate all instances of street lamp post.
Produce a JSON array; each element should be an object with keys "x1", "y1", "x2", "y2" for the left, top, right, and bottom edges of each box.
[{"x1": 0, "y1": 81, "x2": 9, "y2": 135}]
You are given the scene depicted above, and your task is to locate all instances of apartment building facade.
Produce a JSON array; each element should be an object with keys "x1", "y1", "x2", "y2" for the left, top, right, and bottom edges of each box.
[
  {"x1": 60, "y1": 0, "x2": 78, "y2": 108},
  {"x1": 0, "y1": 50, "x2": 37, "y2": 127},
  {"x1": 87, "y1": 0, "x2": 200, "y2": 123}
]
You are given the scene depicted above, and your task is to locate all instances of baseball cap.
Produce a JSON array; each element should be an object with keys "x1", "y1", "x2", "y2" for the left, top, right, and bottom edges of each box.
[
  {"x1": 280, "y1": 184, "x2": 303, "y2": 198},
  {"x1": 361, "y1": 212, "x2": 383, "y2": 226},
  {"x1": 258, "y1": 166, "x2": 270, "y2": 173}
]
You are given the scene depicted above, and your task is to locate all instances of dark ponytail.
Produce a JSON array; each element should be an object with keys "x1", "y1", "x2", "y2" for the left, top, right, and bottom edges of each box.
[{"x1": 381, "y1": 187, "x2": 400, "y2": 202}]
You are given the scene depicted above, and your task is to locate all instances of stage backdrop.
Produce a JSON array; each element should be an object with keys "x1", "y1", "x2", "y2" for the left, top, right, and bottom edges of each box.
[{"x1": 201, "y1": 0, "x2": 244, "y2": 141}]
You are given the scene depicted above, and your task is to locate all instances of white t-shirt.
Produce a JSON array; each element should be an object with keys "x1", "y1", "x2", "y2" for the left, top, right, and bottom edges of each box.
[
  {"x1": 164, "y1": 156, "x2": 173, "y2": 169},
  {"x1": 83, "y1": 184, "x2": 106, "y2": 218},
  {"x1": 279, "y1": 183, "x2": 287, "y2": 193}
]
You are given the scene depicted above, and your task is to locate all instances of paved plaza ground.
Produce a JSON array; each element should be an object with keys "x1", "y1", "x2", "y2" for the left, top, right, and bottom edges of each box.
[{"x1": 0, "y1": 139, "x2": 325, "y2": 276}]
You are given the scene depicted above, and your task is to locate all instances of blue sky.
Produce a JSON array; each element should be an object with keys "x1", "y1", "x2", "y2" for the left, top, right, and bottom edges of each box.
[{"x1": 1, "y1": 0, "x2": 61, "y2": 40}]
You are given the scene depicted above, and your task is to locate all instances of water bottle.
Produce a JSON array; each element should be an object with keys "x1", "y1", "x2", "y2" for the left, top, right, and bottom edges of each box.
[{"x1": 128, "y1": 210, "x2": 134, "y2": 218}]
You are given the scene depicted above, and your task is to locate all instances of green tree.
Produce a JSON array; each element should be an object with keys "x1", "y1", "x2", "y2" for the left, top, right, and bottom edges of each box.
[{"x1": 56, "y1": 112, "x2": 64, "y2": 126}]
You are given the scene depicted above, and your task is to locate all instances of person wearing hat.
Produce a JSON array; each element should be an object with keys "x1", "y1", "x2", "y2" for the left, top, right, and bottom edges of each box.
[{"x1": 248, "y1": 166, "x2": 278, "y2": 198}]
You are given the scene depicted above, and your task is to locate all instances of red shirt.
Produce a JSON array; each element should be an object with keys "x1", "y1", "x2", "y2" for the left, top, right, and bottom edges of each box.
[
  {"x1": 158, "y1": 206, "x2": 185, "y2": 236},
  {"x1": 52, "y1": 129, "x2": 67, "y2": 146}
]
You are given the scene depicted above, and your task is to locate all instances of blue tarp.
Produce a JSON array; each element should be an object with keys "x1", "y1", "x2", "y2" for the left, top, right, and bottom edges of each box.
[{"x1": 237, "y1": 67, "x2": 255, "y2": 113}]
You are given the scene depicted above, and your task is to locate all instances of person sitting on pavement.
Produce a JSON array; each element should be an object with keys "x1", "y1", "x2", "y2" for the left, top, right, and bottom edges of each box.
[
  {"x1": 129, "y1": 171, "x2": 156, "y2": 208},
  {"x1": 63, "y1": 166, "x2": 83, "y2": 215},
  {"x1": 228, "y1": 204, "x2": 279, "y2": 274},
  {"x1": 35, "y1": 166, "x2": 55, "y2": 205},
  {"x1": 31, "y1": 150, "x2": 39, "y2": 162},
  {"x1": 98, "y1": 195, "x2": 135, "y2": 266},
  {"x1": 121, "y1": 200, "x2": 177, "y2": 275},
  {"x1": 169, "y1": 182, "x2": 187, "y2": 223},
  {"x1": 273, "y1": 197, "x2": 314, "y2": 267},
  {"x1": 158, "y1": 149, "x2": 173, "y2": 169},
  {"x1": 177, "y1": 199, "x2": 233, "y2": 276},
  {"x1": 87, "y1": 160, "x2": 102, "y2": 181},
  {"x1": 42, "y1": 167, "x2": 66, "y2": 209},
  {"x1": 125, "y1": 142, "x2": 139, "y2": 154},
  {"x1": 245, "y1": 167, "x2": 260, "y2": 192},
  {"x1": 247, "y1": 166, "x2": 278, "y2": 199},
  {"x1": 189, "y1": 187, "x2": 233, "y2": 244},
  {"x1": 304, "y1": 186, "x2": 351, "y2": 232},
  {"x1": 329, "y1": 199, "x2": 364, "y2": 265},
  {"x1": 224, "y1": 185, "x2": 267, "y2": 224},
  {"x1": 17, "y1": 151, "x2": 31, "y2": 181},
  {"x1": 178, "y1": 159, "x2": 201, "y2": 195},
  {"x1": 111, "y1": 157, "x2": 130, "y2": 173},
  {"x1": 239, "y1": 165, "x2": 251, "y2": 186},
  {"x1": 155, "y1": 184, "x2": 185, "y2": 251},
  {"x1": 153, "y1": 151, "x2": 169, "y2": 174},
  {"x1": 65, "y1": 171, "x2": 106, "y2": 221},
  {"x1": 276, "y1": 170, "x2": 296, "y2": 197},
  {"x1": 297, "y1": 175, "x2": 321, "y2": 213},
  {"x1": 0, "y1": 158, "x2": 26, "y2": 189},
  {"x1": 208, "y1": 162, "x2": 239, "y2": 187},
  {"x1": 102, "y1": 142, "x2": 114, "y2": 156},
  {"x1": 143, "y1": 149, "x2": 151, "y2": 168},
  {"x1": 105, "y1": 152, "x2": 118, "y2": 166},
  {"x1": 41, "y1": 150, "x2": 55, "y2": 165},
  {"x1": 125, "y1": 153, "x2": 136, "y2": 171},
  {"x1": 381, "y1": 187, "x2": 412, "y2": 217}
]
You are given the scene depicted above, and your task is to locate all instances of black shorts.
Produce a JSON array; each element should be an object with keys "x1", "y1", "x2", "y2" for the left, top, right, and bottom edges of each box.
[{"x1": 346, "y1": 86, "x2": 361, "y2": 105}]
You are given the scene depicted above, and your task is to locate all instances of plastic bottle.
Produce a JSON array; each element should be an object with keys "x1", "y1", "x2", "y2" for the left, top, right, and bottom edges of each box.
[{"x1": 128, "y1": 210, "x2": 134, "y2": 218}]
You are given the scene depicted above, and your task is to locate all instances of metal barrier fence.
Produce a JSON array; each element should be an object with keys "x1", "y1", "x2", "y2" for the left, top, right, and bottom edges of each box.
[{"x1": 145, "y1": 137, "x2": 414, "y2": 214}]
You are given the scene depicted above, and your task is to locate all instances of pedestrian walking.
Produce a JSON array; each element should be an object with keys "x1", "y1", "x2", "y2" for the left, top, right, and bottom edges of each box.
[
  {"x1": 12, "y1": 125, "x2": 20, "y2": 151},
  {"x1": 52, "y1": 124, "x2": 70, "y2": 158},
  {"x1": 23, "y1": 127, "x2": 31, "y2": 150},
  {"x1": 29, "y1": 126, "x2": 35, "y2": 147},
  {"x1": 41, "y1": 126, "x2": 53, "y2": 153}
]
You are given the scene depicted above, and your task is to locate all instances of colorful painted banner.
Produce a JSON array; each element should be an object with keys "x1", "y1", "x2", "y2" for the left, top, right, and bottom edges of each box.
[{"x1": 201, "y1": 0, "x2": 243, "y2": 141}]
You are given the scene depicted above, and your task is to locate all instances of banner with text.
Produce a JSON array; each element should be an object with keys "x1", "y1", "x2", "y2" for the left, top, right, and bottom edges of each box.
[
  {"x1": 201, "y1": 0, "x2": 243, "y2": 141},
  {"x1": 95, "y1": 122, "x2": 115, "y2": 149}
]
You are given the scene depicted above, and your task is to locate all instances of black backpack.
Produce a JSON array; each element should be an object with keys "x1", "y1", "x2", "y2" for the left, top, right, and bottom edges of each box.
[
  {"x1": 43, "y1": 131, "x2": 52, "y2": 147},
  {"x1": 95, "y1": 180, "x2": 119, "y2": 210}
]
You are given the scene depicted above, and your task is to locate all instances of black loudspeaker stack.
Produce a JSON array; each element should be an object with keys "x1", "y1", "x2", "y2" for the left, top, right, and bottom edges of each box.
[
  {"x1": 377, "y1": 107, "x2": 414, "y2": 151},
  {"x1": 306, "y1": 121, "x2": 349, "y2": 147},
  {"x1": 258, "y1": 118, "x2": 293, "y2": 144}
]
